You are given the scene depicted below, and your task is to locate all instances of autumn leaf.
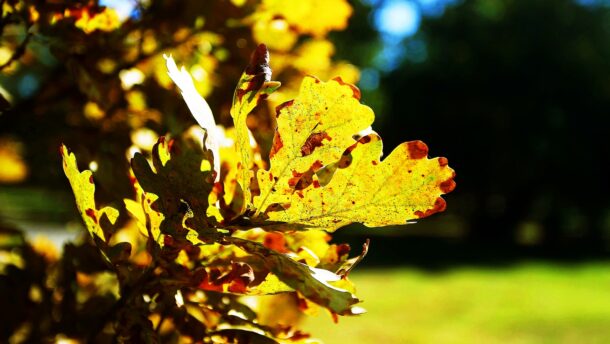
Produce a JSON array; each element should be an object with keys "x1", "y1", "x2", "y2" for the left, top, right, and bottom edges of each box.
[
  {"x1": 165, "y1": 55, "x2": 221, "y2": 181},
  {"x1": 230, "y1": 44, "x2": 280, "y2": 212},
  {"x1": 254, "y1": 76, "x2": 373, "y2": 215},
  {"x1": 130, "y1": 136, "x2": 217, "y2": 241},
  {"x1": 124, "y1": 169, "x2": 165, "y2": 247},
  {"x1": 265, "y1": 134, "x2": 456, "y2": 231},
  {"x1": 226, "y1": 237, "x2": 360, "y2": 315},
  {"x1": 61, "y1": 145, "x2": 119, "y2": 242}
]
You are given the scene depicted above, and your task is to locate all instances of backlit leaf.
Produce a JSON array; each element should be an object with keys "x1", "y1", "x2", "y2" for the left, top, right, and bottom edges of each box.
[
  {"x1": 266, "y1": 134, "x2": 456, "y2": 231},
  {"x1": 254, "y1": 76, "x2": 373, "y2": 215},
  {"x1": 130, "y1": 136, "x2": 217, "y2": 241},
  {"x1": 124, "y1": 169, "x2": 165, "y2": 247},
  {"x1": 226, "y1": 237, "x2": 359, "y2": 315},
  {"x1": 230, "y1": 44, "x2": 280, "y2": 212},
  {"x1": 61, "y1": 145, "x2": 119, "y2": 242}
]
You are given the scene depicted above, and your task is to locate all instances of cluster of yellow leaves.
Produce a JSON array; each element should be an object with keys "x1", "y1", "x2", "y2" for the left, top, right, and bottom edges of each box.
[
  {"x1": 225, "y1": 53, "x2": 455, "y2": 230},
  {"x1": 52, "y1": 7, "x2": 121, "y2": 34},
  {"x1": 255, "y1": 0, "x2": 352, "y2": 38},
  {"x1": 59, "y1": 10, "x2": 455, "y2": 336}
]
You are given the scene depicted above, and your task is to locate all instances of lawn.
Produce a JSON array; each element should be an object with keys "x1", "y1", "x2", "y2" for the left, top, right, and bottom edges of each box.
[{"x1": 302, "y1": 262, "x2": 610, "y2": 343}]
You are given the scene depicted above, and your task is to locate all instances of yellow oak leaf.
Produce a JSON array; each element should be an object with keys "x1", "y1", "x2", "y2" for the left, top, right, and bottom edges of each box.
[
  {"x1": 254, "y1": 76, "x2": 373, "y2": 215},
  {"x1": 124, "y1": 169, "x2": 165, "y2": 247},
  {"x1": 61, "y1": 145, "x2": 119, "y2": 242},
  {"x1": 230, "y1": 44, "x2": 280, "y2": 212},
  {"x1": 266, "y1": 134, "x2": 456, "y2": 231},
  {"x1": 131, "y1": 136, "x2": 217, "y2": 240}
]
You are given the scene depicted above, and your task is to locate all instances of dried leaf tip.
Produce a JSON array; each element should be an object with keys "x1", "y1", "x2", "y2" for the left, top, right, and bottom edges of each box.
[
  {"x1": 164, "y1": 54, "x2": 220, "y2": 180},
  {"x1": 245, "y1": 43, "x2": 271, "y2": 82}
]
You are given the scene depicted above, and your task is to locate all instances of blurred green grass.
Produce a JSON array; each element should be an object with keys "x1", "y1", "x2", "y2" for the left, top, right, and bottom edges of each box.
[{"x1": 303, "y1": 263, "x2": 610, "y2": 343}]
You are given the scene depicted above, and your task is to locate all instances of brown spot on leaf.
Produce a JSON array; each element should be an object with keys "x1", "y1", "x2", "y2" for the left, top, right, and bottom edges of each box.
[
  {"x1": 212, "y1": 182, "x2": 223, "y2": 194},
  {"x1": 440, "y1": 173, "x2": 456, "y2": 194},
  {"x1": 263, "y1": 232, "x2": 288, "y2": 253},
  {"x1": 298, "y1": 297, "x2": 309, "y2": 311},
  {"x1": 235, "y1": 88, "x2": 247, "y2": 102},
  {"x1": 289, "y1": 161, "x2": 323, "y2": 190},
  {"x1": 288, "y1": 170, "x2": 304, "y2": 188},
  {"x1": 269, "y1": 132, "x2": 283, "y2": 159},
  {"x1": 228, "y1": 279, "x2": 248, "y2": 294},
  {"x1": 407, "y1": 140, "x2": 428, "y2": 159},
  {"x1": 414, "y1": 197, "x2": 447, "y2": 218},
  {"x1": 245, "y1": 44, "x2": 271, "y2": 79},
  {"x1": 333, "y1": 76, "x2": 362, "y2": 100},
  {"x1": 224, "y1": 262, "x2": 255, "y2": 293},
  {"x1": 85, "y1": 208, "x2": 97, "y2": 224},
  {"x1": 289, "y1": 331, "x2": 311, "y2": 341},
  {"x1": 438, "y1": 157, "x2": 449, "y2": 167},
  {"x1": 313, "y1": 180, "x2": 320, "y2": 188},
  {"x1": 343, "y1": 144, "x2": 356, "y2": 156},
  {"x1": 371, "y1": 160, "x2": 378, "y2": 165},
  {"x1": 236, "y1": 45, "x2": 272, "y2": 102},
  {"x1": 168, "y1": 139, "x2": 177, "y2": 154},
  {"x1": 358, "y1": 135, "x2": 372, "y2": 144},
  {"x1": 338, "y1": 154, "x2": 352, "y2": 169},
  {"x1": 275, "y1": 99, "x2": 294, "y2": 117},
  {"x1": 336, "y1": 243, "x2": 351, "y2": 257},
  {"x1": 312, "y1": 160, "x2": 323, "y2": 170},
  {"x1": 197, "y1": 269, "x2": 224, "y2": 292},
  {"x1": 301, "y1": 132, "x2": 332, "y2": 156}
]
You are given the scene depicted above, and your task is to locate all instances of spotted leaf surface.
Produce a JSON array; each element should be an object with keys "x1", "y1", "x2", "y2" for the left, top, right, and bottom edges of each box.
[
  {"x1": 230, "y1": 44, "x2": 280, "y2": 212},
  {"x1": 254, "y1": 76, "x2": 374, "y2": 215},
  {"x1": 265, "y1": 133, "x2": 455, "y2": 231},
  {"x1": 61, "y1": 145, "x2": 119, "y2": 242},
  {"x1": 130, "y1": 137, "x2": 217, "y2": 239}
]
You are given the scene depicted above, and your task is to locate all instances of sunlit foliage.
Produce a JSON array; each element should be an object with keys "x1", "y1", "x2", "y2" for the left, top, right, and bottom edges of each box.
[
  {"x1": 59, "y1": 45, "x2": 454, "y2": 342},
  {"x1": 0, "y1": 1, "x2": 454, "y2": 342},
  {"x1": 0, "y1": 0, "x2": 358, "y2": 193}
]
